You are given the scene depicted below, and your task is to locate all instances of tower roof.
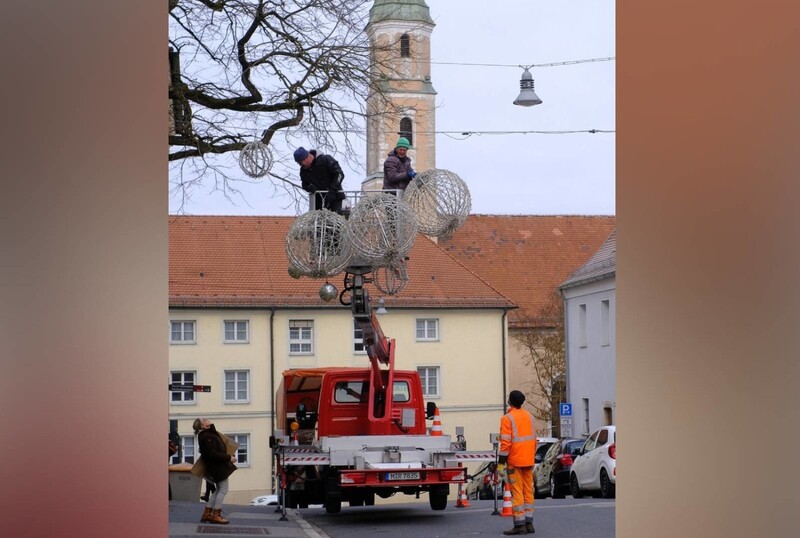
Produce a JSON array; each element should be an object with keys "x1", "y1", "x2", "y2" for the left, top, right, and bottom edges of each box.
[{"x1": 369, "y1": 0, "x2": 434, "y2": 26}]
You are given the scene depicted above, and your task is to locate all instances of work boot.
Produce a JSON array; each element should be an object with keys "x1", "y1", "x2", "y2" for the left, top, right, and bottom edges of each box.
[
  {"x1": 526, "y1": 522, "x2": 535, "y2": 533},
  {"x1": 503, "y1": 525, "x2": 528, "y2": 535},
  {"x1": 200, "y1": 506, "x2": 213, "y2": 523},
  {"x1": 208, "y1": 509, "x2": 229, "y2": 524}
]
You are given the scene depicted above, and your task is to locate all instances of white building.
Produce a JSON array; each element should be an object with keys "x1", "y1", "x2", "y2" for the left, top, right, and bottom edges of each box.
[{"x1": 560, "y1": 229, "x2": 616, "y2": 437}]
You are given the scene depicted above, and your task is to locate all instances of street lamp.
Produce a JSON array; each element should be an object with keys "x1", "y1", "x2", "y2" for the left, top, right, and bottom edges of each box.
[{"x1": 513, "y1": 67, "x2": 542, "y2": 107}]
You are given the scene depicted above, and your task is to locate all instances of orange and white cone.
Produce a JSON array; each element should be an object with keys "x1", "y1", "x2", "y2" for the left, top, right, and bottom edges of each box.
[
  {"x1": 455, "y1": 485, "x2": 470, "y2": 508},
  {"x1": 501, "y1": 482, "x2": 513, "y2": 517},
  {"x1": 430, "y1": 408, "x2": 443, "y2": 436}
]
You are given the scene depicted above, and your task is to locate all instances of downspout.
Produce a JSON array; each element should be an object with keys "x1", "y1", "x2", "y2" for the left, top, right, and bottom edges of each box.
[
  {"x1": 502, "y1": 308, "x2": 508, "y2": 414},
  {"x1": 269, "y1": 309, "x2": 276, "y2": 435},
  {"x1": 560, "y1": 289, "x2": 570, "y2": 420}
]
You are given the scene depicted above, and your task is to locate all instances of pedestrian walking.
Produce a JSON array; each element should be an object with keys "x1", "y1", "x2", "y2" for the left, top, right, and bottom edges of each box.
[
  {"x1": 382, "y1": 137, "x2": 416, "y2": 194},
  {"x1": 496, "y1": 390, "x2": 537, "y2": 534},
  {"x1": 294, "y1": 146, "x2": 346, "y2": 213},
  {"x1": 193, "y1": 418, "x2": 238, "y2": 525}
]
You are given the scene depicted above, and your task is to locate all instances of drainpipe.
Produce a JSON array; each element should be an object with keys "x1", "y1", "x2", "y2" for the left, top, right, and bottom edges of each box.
[
  {"x1": 502, "y1": 308, "x2": 508, "y2": 414},
  {"x1": 269, "y1": 309, "x2": 276, "y2": 435},
  {"x1": 560, "y1": 289, "x2": 570, "y2": 421}
]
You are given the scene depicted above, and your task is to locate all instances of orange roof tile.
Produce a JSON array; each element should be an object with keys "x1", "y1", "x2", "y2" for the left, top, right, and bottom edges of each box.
[
  {"x1": 169, "y1": 216, "x2": 514, "y2": 310},
  {"x1": 437, "y1": 215, "x2": 616, "y2": 328}
]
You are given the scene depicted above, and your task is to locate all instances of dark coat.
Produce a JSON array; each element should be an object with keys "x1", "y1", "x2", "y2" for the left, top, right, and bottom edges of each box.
[
  {"x1": 198, "y1": 425, "x2": 236, "y2": 484},
  {"x1": 299, "y1": 150, "x2": 346, "y2": 211},
  {"x1": 382, "y1": 150, "x2": 413, "y2": 191}
]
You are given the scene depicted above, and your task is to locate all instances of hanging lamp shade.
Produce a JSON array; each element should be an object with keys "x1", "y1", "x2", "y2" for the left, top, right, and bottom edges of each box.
[{"x1": 513, "y1": 68, "x2": 542, "y2": 107}]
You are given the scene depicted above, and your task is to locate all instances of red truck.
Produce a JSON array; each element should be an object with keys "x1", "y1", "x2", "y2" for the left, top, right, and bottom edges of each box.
[{"x1": 271, "y1": 269, "x2": 492, "y2": 513}]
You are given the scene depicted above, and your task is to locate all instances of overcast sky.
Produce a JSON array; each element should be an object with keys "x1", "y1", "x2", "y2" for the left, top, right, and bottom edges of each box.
[{"x1": 169, "y1": 0, "x2": 615, "y2": 217}]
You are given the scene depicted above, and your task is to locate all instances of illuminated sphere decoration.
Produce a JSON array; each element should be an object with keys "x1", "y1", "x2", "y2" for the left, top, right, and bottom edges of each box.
[
  {"x1": 319, "y1": 282, "x2": 338, "y2": 302},
  {"x1": 404, "y1": 168, "x2": 471, "y2": 237},
  {"x1": 347, "y1": 193, "x2": 418, "y2": 266},
  {"x1": 287, "y1": 265, "x2": 303, "y2": 279},
  {"x1": 285, "y1": 209, "x2": 353, "y2": 278},
  {"x1": 238, "y1": 141, "x2": 273, "y2": 178},
  {"x1": 372, "y1": 261, "x2": 409, "y2": 296}
]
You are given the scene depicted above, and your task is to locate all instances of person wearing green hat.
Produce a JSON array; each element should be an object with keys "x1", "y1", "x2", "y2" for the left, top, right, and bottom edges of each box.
[{"x1": 382, "y1": 137, "x2": 416, "y2": 194}]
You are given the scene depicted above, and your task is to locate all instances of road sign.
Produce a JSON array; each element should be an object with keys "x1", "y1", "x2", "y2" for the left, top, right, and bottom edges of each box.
[
  {"x1": 560, "y1": 416, "x2": 573, "y2": 437},
  {"x1": 559, "y1": 403, "x2": 573, "y2": 416}
]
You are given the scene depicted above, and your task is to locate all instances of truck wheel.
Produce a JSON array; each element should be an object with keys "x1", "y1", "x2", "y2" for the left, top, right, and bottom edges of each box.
[
  {"x1": 325, "y1": 496, "x2": 342, "y2": 514},
  {"x1": 364, "y1": 490, "x2": 375, "y2": 506},
  {"x1": 429, "y1": 487, "x2": 448, "y2": 511}
]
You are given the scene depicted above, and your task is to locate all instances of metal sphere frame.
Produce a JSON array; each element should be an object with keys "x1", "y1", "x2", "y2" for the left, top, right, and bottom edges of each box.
[
  {"x1": 372, "y1": 261, "x2": 409, "y2": 296},
  {"x1": 404, "y1": 168, "x2": 471, "y2": 237},
  {"x1": 238, "y1": 141, "x2": 273, "y2": 178},
  {"x1": 347, "y1": 193, "x2": 418, "y2": 267},
  {"x1": 285, "y1": 209, "x2": 353, "y2": 278}
]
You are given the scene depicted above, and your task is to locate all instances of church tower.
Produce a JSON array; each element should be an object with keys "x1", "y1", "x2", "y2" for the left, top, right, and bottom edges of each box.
[{"x1": 364, "y1": 0, "x2": 436, "y2": 191}]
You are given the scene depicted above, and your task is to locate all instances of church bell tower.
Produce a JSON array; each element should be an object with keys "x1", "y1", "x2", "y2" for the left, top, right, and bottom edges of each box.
[{"x1": 364, "y1": 0, "x2": 437, "y2": 191}]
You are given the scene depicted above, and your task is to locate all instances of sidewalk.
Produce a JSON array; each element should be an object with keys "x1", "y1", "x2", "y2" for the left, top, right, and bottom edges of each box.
[{"x1": 169, "y1": 500, "x2": 327, "y2": 538}]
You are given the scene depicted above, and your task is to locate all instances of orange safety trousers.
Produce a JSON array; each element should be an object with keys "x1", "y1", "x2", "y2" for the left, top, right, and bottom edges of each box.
[{"x1": 507, "y1": 465, "x2": 534, "y2": 524}]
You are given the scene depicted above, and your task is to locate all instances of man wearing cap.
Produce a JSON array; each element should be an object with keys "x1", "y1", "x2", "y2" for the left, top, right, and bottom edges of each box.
[
  {"x1": 497, "y1": 390, "x2": 537, "y2": 534},
  {"x1": 293, "y1": 146, "x2": 346, "y2": 213},
  {"x1": 382, "y1": 137, "x2": 416, "y2": 194}
]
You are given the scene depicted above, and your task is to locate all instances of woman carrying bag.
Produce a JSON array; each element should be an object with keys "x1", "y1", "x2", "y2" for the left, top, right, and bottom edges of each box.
[{"x1": 192, "y1": 418, "x2": 237, "y2": 524}]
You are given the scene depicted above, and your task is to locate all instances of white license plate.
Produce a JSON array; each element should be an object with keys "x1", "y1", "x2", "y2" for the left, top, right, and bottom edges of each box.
[{"x1": 386, "y1": 472, "x2": 421, "y2": 481}]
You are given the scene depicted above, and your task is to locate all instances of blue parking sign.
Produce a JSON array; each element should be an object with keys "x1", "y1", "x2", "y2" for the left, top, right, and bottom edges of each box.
[{"x1": 559, "y1": 403, "x2": 572, "y2": 416}]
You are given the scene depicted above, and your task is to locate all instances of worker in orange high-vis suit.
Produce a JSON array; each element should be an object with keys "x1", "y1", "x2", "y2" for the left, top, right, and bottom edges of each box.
[{"x1": 496, "y1": 390, "x2": 536, "y2": 535}]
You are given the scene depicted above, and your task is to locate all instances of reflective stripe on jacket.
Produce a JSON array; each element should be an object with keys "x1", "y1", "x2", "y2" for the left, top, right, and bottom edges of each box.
[{"x1": 498, "y1": 407, "x2": 537, "y2": 467}]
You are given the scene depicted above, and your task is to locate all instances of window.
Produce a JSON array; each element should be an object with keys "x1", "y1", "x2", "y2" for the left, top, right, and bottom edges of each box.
[
  {"x1": 392, "y1": 381, "x2": 411, "y2": 402},
  {"x1": 583, "y1": 430, "x2": 599, "y2": 452},
  {"x1": 417, "y1": 366, "x2": 440, "y2": 397},
  {"x1": 400, "y1": 33, "x2": 410, "y2": 57},
  {"x1": 229, "y1": 434, "x2": 250, "y2": 466},
  {"x1": 416, "y1": 319, "x2": 439, "y2": 341},
  {"x1": 597, "y1": 428, "x2": 608, "y2": 445},
  {"x1": 289, "y1": 320, "x2": 313, "y2": 354},
  {"x1": 582, "y1": 398, "x2": 590, "y2": 435},
  {"x1": 353, "y1": 319, "x2": 366, "y2": 354},
  {"x1": 399, "y1": 117, "x2": 413, "y2": 146},
  {"x1": 603, "y1": 406, "x2": 613, "y2": 426},
  {"x1": 335, "y1": 381, "x2": 367, "y2": 403},
  {"x1": 170, "y1": 435, "x2": 196, "y2": 464},
  {"x1": 578, "y1": 304, "x2": 587, "y2": 347},
  {"x1": 171, "y1": 320, "x2": 196, "y2": 344},
  {"x1": 170, "y1": 371, "x2": 196, "y2": 404},
  {"x1": 224, "y1": 320, "x2": 249, "y2": 343},
  {"x1": 224, "y1": 370, "x2": 250, "y2": 403},
  {"x1": 601, "y1": 299, "x2": 610, "y2": 346}
]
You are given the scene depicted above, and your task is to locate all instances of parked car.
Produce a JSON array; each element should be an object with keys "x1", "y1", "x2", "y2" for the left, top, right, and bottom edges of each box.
[
  {"x1": 569, "y1": 425, "x2": 616, "y2": 499},
  {"x1": 533, "y1": 438, "x2": 583, "y2": 498},
  {"x1": 250, "y1": 494, "x2": 279, "y2": 506},
  {"x1": 464, "y1": 437, "x2": 556, "y2": 500}
]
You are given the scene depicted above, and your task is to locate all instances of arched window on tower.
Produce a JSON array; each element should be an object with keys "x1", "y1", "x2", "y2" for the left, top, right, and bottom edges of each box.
[
  {"x1": 399, "y1": 117, "x2": 413, "y2": 146},
  {"x1": 400, "y1": 33, "x2": 410, "y2": 58}
]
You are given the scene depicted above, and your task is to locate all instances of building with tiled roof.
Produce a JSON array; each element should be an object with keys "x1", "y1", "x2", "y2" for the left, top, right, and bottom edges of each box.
[
  {"x1": 168, "y1": 216, "x2": 515, "y2": 503},
  {"x1": 560, "y1": 229, "x2": 616, "y2": 436},
  {"x1": 438, "y1": 215, "x2": 616, "y2": 434}
]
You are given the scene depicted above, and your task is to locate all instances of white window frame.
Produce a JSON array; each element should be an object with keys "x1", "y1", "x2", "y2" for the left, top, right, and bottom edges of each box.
[
  {"x1": 353, "y1": 319, "x2": 366, "y2": 354},
  {"x1": 578, "y1": 304, "x2": 587, "y2": 348},
  {"x1": 228, "y1": 433, "x2": 251, "y2": 467},
  {"x1": 224, "y1": 369, "x2": 250, "y2": 404},
  {"x1": 415, "y1": 318, "x2": 440, "y2": 342},
  {"x1": 417, "y1": 365, "x2": 441, "y2": 398},
  {"x1": 224, "y1": 319, "x2": 250, "y2": 344},
  {"x1": 289, "y1": 320, "x2": 314, "y2": 355},
  {"x1": 169, "y1": 370, "x2": 197, "y2": 405},
  {"x1": 170, "y1": 320, "x2": 196, "y2": 344},
  {"x1": 170, "y1": 435, "x2": 196, "y2": 465},
  {"x1": 600, "y1": 299, "x2": 610, "y2": 347}
]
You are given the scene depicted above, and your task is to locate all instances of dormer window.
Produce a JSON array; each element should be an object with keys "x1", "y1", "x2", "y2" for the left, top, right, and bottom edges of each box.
[{"x1": 400, "y1": 33, "x2": 410, "y2": 58}]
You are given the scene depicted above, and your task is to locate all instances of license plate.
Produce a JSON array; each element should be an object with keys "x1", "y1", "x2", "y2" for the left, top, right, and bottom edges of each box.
[{"x1": 386, "y1": 471, "x2": 420, "y2": 481}]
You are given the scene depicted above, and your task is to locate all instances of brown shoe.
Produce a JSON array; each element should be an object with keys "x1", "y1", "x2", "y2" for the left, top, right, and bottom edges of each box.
[
  {"x1": 526, "y1": 522, "x2": 535, "y2": 533},
  {"x1": 503, "y1": 525, "x2": 528, "y2": 535},
  {"x1": 208, "y1": 508, "x2": 229, "y2": 525},
  {"x1": 200, "y1": 506, "x2": 213, "y2": 523}
]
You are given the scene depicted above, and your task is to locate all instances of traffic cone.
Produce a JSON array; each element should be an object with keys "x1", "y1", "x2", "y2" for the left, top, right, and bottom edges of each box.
[
  {"x1": 455, "y1": 485, "x2": 471, "y2": 508},
  {"x1": 430, "y1": 408, "x2": 443, "y2": 436},
  {"x1": 501, "y1": 482, "x2": 513, "y2": 517}
]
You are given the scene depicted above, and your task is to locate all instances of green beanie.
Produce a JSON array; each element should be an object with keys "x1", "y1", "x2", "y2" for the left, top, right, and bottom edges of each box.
[{"x1": 396, "y1": 137, "x2": 410, "y2": 149}]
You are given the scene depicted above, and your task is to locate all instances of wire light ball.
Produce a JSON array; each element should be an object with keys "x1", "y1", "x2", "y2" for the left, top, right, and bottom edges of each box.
[
  {"x1": 285, "y1": 209, "x2": 353, "y2": 278},
  {"x1": 347, "y1": 193, "x2": 418, "y2": 266},
  {"x1": 372, "y1": 260, "x2": 409, "y2": 296},
  {"x1": 404, "y1": 168, "x2": 471, "y2": 237},
  {"x1": 238, "y1": 141, "x2": 273, "y2": 178}
]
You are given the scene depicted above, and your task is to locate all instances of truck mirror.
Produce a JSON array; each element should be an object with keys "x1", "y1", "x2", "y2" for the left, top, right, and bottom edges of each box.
[{"x1": 426, "y1": 401, "x2": 436, "y2": 420}]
